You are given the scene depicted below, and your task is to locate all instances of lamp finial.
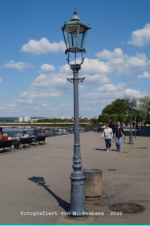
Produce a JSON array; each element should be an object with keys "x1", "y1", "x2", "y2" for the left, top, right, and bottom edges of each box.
[{"x1": 74, "y1": 7, "x2": 77, "y2": 15}]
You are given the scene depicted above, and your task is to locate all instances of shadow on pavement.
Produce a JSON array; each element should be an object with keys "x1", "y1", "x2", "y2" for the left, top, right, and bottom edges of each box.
[
  {"x1": 28, "y1": 176, "x2": 70, "y2": 212},
  {"x1": 95, "y1": 148, "x2": 106, "y2": 151},
  {"x1": 95, "y1": 148, "x2": 117, "y2": 152}
]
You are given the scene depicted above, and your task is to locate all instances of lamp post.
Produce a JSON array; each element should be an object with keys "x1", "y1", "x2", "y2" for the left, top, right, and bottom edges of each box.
[
  {"x1": 139, "y1": 113, "x2": 141, "y2": 131},
  {"x1": 61, "y1": 8, "x2": 91, "y2": 219},
  {"x1": 136, "y1": 110, "x2": 139, "y2": 136},
  {"x1": 128, "y1": 101, "x2": 133, "y2": 144},
  {"x1": 148, "y1": 102, "x2": 150, "y2": 122},
  {"x1": 133, "y1": 109, "x2": 136, "y2": 138}
]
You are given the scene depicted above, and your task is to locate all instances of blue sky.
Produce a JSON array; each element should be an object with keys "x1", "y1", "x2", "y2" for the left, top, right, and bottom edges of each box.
[{"x1": 0, "y1": 0, "x2": 150, "y2": 118}]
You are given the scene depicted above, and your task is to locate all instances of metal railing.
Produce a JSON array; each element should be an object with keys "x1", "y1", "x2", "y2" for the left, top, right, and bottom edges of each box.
[{"x1": 2, "y1": 126, "x2": 94, "y2": 138}]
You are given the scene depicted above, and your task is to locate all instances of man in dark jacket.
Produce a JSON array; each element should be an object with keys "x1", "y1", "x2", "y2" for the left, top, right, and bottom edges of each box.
[
  {"x1": 112, "y1": 122, "x2": 115, "y2": 136},
  {"x1": 32, "y1": 130, "x2": 42, "y2": 142},
  {"x1": 113, "y1": 122, "x2": 125, "y2": 152}
]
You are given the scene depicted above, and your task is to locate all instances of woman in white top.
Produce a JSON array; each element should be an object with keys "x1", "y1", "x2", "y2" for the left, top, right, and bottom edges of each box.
[{"x1": 102, "y1": 123, "x2": 113, "y2": 152}]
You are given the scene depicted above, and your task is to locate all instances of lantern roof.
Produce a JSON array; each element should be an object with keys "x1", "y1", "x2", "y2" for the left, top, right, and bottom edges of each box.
[
  {"x1": 70, "y1": 8, "x2": 80, "y2": 21},
  {"x1": 62, "y1": 8, "x2": 91, "y2": 31}
]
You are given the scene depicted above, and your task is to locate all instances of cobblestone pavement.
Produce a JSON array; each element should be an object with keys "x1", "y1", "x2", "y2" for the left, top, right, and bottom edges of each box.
[{"x1": 0, "y1": 127, "x2": 150, "y2": 225}]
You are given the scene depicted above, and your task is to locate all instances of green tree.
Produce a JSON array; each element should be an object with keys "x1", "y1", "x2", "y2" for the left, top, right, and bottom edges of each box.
[
  {"x1": 110, "y1": 114, "x2": 118, "y2": 122},
  {"x1": 91, "y1": 118, "x2": 99, "y2": 124},
  {"x1": 102, "y1": 99, "x2": 129, "y2": 115},
  {"x1": 98, "y1": 114, "x2": 109, "y2": 123},
  {"x1": 138, "y1": 96, "x2": 150, "y2": 120},
  {"x1": 117, "y1": 114, "x2": 126, "y2": 123}
]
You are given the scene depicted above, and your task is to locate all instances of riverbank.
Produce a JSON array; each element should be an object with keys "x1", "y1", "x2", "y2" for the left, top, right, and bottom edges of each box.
[{"x1": 0, "y1": 127, "x2": 150, "y2": 224}]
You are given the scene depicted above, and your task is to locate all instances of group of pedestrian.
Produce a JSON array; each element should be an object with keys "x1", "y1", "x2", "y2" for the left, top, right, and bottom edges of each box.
[
  {"x1": 102, "y1": 122, "x2": 125, "y2": 152},
  {"x1": 0, "y1": 133, "x2": 8, "y2": 141},
  {"x1": 13, "y1": 130, "x2": 45, "y2": 146}
]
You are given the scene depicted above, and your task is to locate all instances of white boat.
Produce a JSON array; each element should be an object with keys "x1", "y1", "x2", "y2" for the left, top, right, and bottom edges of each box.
[{"x1": 26, "y1": 126, "x2": 31, "y2": 129}]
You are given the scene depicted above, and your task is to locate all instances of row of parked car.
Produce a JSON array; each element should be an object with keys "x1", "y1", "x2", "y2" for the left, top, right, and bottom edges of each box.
[{"x1": 0, "y1": 135, "x2": 47, "y2": 152}]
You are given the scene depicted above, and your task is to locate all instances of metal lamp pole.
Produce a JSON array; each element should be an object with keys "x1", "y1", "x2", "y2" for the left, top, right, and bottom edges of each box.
[
  {"x1": 67, "y1": 64, "x2": 87, "y2": 218},
  {"x1": 133, "y1": 109, "x2": 137, "y2": 138},
  {"x1": 135, "y1": 114, "x2": 136, "y2": 138},
  {"x1": 128, "y1": 101, "x2": 133, "y2": 144},
  {"x1": 129, "y1": 108, "x2": 133, "y2": 144},
  {"x1": 139, "y1": 114, "x2": 141, "y2": 131},
  {"x1": 62, "y1": 8, "x2": 91, "y2": 218}
]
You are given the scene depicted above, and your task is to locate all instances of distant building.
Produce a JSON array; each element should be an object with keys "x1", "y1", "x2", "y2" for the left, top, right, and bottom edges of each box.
[
  {"x1": 18, "y1": 116, "x2": 30, "y2": 122},
  {"x1": 18, "y1": 117, "x2": 23, "y2": 122},
  {"x1": 29, "y1": 119, "x2": 38, "y2": 122},
  {"x1": 80, "y1": 116, "x2": 84, "y2": 119}
]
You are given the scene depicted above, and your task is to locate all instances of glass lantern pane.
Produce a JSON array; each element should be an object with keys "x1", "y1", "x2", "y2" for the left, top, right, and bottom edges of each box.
[
  {"x1": 63, "y1": 29, "x2": 69, "y2": 49},
  {"x1": 79, "y1": 32, "x2": 84, "y2": 48},
  {"x1": 79, "y1": 26, "x2": 86, "y2": 48},
  {"x1": 82, "y1": 30, "x2": 88, "y2": 48},
  {"x1": 68, "y1": 26, "x2": 78, "y2": 48}
]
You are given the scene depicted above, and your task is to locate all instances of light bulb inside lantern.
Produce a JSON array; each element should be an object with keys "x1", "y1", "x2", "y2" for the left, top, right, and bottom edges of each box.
[{"x1": 74, "y1": 33, "x2": 77, "y2": 39}]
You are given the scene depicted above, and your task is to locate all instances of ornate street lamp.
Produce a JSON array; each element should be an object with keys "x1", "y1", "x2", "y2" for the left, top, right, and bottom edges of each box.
[
  {"x1": 133, "y1": 109, "x2": 136, "y2": 138},
  {"x1": 128, "y1": 101, "x2": 133, "y2": 144},
  {"x1": 61, "y1": 8, "x2": 91, "y2": 219},
  {"x1": 136, "y1": 110, "x2": 139, "y2": 135},
  {"x1": 139, "y1": 113, "x2": 141, "y2": 130}
]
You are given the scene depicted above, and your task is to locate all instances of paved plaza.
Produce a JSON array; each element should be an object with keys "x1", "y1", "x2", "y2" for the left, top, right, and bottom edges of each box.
[{"x1": 0, "y1": 127, "x2": 150, "y2": 225}]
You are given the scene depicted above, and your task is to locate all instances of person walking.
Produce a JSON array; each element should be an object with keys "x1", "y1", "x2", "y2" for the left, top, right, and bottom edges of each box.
[
  {"x1": 132, "y1": 122, "x2": 135, "y2": 128},
  {"x1": 109, "y1": 121, "x2": 112, "y2": 129},
  {"x1": 136, "y1": 122, "x2": 139, "y2": 135},
  {"x1": 112, "y1": 122, "x2": 116, "y2": 136},
  {"x1": 102, "y1": 123, "x2": 113, "y2": 152},
  {"x1": 113, "y1": 121, "x2": 125, "y2": 152}
]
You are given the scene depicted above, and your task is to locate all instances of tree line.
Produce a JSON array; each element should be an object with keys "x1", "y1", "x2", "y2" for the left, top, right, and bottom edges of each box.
[{"x1": 91, "y1": 96, "x2": 150, "y2": 124}]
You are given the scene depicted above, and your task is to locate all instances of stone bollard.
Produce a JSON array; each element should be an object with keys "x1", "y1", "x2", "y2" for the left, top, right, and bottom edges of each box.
[{"x1": 82, "y1": 168, "x2": 102, "y2": 200}]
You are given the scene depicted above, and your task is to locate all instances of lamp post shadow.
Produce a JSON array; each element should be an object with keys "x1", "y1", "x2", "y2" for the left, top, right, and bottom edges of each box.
[{"x1": 28, "y1": 176, "x2": 70, "y2": 212}]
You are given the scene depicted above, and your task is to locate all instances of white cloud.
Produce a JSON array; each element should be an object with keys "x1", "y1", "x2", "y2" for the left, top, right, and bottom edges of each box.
[
  {"x1": 137, "y1": 71, "x2": 150, "y2": 79},
  {"x1": 2, "y1": 47, "x2": 149, "y2": 116},
  {"x1": 59, "y1": 58, "x2": 111, "y2": 85},
  {"x1": 129, "y1": 81, "x2": 137, "y2": 84},
  {"x1": 95, "y1": 48, "x2": 126, "y2": 60},
  {"x1": 125, "y1": 89, "x2": 145, "y2": 97},
  {"x1": 41, "y1": 103, "x2": 50, "y2": 107},
  {"x1": 16, "y1": 72, "x2": 67, "y2": 105},
  {"x1": 96, "y1": 48, "x2": 148, "y2": 75},
  {"x1": 40, "y1": 64, "x2": 56, "y2": 72},
  {"x1": 108, "y1": 57, "x2": 125, "y2": 65},
  {"x1": 52, "y1": 108, "x2": 59, "y2": 111},
  {"x1": 6, "y1": 103, "x2": 17, "y2": 108},
  {"x1": 59, "y1": 58, "x2": 112, "y2": 75},
  {"x1": 16, "y1": 98, "x2": 36, "y2": 104},
  {"x1": 84, "y1": 74, "x2": 110, "y2": 85},
  {"x1": 84, "y1": 108, "x2": 96, "y2": 111},
  {"x1": 21, "y1": 38, "x2": 66, "y2": 55},
  {"x1": 0, "y1": 78, "x2": 2, "y2": 83},
  {"x1": 0, "y1": 104, "x2": 5, "y2": 110},
  {"x1": 81, "y1": 83, "x2": 146, "y2": 102},
  {"x1": 4, "y1": 60, "x2": 33, "y2": 72},
  {"x1": 93, "y1": 83, "x2": 126, "y2": 92},
  {"x1": 118, "y1": 53, "x2": 147, "y2": 74},
  {"x1": 128, "y1": 23, "x2": 150, "y2": 47},
  {"x1": 81, "y1": 58, "x2": 112, "y2": 74},
  {"x1": 59, "y1": 102, "x2": 73, "y2": 108},
  {"x1": 84, "y1": 99, "x2": 114, "y2": 104}
]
